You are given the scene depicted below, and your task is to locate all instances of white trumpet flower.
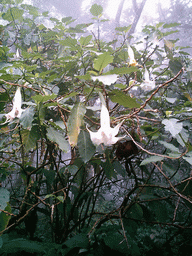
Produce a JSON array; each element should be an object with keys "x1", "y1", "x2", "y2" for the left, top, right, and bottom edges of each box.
[
  {"x1": 128, "y1": 45, "x2": 137, "y2": 66},
  {"x1": 141, "y1": 68, "x2": 155, "y2": 91},
  {"x1": 5, "y1": 87, "x2": 24, "y2": 122},
  {"x1": 87, "y1": 104, "x2": 125, "y2": 146}
]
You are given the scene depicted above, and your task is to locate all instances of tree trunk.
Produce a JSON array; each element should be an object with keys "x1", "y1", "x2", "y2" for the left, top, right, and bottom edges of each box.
[{"x1": 127, "y1": 0, "x2": 147, "y2": 43}]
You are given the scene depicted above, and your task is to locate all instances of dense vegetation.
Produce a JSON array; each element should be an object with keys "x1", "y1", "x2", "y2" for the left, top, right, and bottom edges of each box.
[{"x1": 0, "y1": 1, "x2": 192, "y2": 255}]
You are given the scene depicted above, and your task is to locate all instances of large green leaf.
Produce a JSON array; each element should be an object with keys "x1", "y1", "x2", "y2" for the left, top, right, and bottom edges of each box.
[
  {"x1": 162, "y1": 118, "x2": 183, "y2": 137},
  {"x1": 32, "y1": 94, "x2": 56, "y2": 103},
  {"x1": 20, "y1": 107, "x2": 35, "y2": 128},
  {"x1": 0, "y1": 93, "x2": 9, "y2": 112},
  {"x1": 90, "y1": 4, "x2": 103, "y2": 16},
  {"x1": 148, "y1": 201, "x2": 169, "y2": 222},
  {"x1": 0, "y1": 237, "x2": 2, "y2": 249},
  {"x1": 2, "y1": 7, "x2": 24, "y2": 21},
  {"x1": 126, "y1": 203, "x2": 143, "y2": 220},
  {"x1": 109, "y1": 89, "x2": 140, "y2": 108},
  {"x1": 77, "y1": 130, "x2": 96, "y2": 163},
  {"x1": 104, "y1": 232, "x2": 128, "y2": 254},
  {"x1": 93, "y1": 52, "x2": 113, "y2": 73},
  {"x1": 67, "y1": 103, "x2": 86, "y2": 147},
  {"x1": 47, "y1": 126, "x2": 69, "y2": 152},
  {"x1": 79, "y1": 35, "x2": 92, "y2": 46},
  {"x1": 109, "y1": 66, "x2": 138, "y2": 75},
  {"x1": 22, "y1": 125, "x2": 40, "y2": 151},
  {"x1": 163, "y1": 22, "x2": 180, "y2": 28},
  {"x1": 64, "y1": 233, "x2": 89, "y2": 249},
  {"x1": 102, "y1": 150, "x2": 116, "y2": 179},
  {"x1": 0, "y1": 238, "x2": 48, "y2": 254},
  {"x1": 183, "y1": 151, "x2": 192, "y2": 165},
  {"x1": 0, "y1": 203, "x2": 11, "y2": 233},
  {"x1": 169, "y1": 60, "x2": 183, "y2": 75},
  {"x1": 60, "y1": 37, "x2": 78, "y2": 51},
  {"x1": 0, "y1": 188, "x2": 10, "y2": 211},
  {"x1": 158, "y1": 140, "x2": 180, "y2": 153},
  {"x1": 140, "y1": 156, "x2": 164, "y2": 165}
]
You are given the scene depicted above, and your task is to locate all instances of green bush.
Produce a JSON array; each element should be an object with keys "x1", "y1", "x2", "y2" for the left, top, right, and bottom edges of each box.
[{"x1": 0, "y1": 1, "x2": 192, "y2": 255}]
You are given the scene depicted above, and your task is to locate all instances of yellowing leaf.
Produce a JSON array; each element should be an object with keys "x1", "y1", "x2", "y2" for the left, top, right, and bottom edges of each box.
[{"x1": 68, "y1": 103, "x2": 86, "y2": 147}]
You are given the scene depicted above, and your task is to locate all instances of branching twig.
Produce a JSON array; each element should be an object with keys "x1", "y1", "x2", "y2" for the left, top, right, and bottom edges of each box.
[{"x1": 123, "y1": 127, "x2": 188, "y2": 160}]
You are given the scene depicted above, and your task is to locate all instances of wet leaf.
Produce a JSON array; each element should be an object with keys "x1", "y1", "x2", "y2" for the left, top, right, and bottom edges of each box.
[
  {"x1": 47, "y1": 126, "x2": 69, "y2": 152},
  {"x1": 67, "y1": 103, "x2": 86, "y2": 147},
  {"x1": 109, "y1": 89, "x2": 140, "y2": 108},
  {"x1": 93, "y1": 52, "x2": 113, "y2": 73},
  {"x1": 77, "y1": 130, "x2": 96, "y2": 163}
]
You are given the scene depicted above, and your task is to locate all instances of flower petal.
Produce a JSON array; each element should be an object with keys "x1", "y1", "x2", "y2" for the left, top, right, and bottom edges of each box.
[
  {"x1": 100, "y1": 104, "x2": 110, "y2": 131},
  {"x1": 87, "y1": 126, "x2": 102, "y2": 145}
]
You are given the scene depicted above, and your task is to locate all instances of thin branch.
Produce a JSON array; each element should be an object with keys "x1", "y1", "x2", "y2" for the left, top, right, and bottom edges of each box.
[
  {"x1": 122, "y1": 127, "x2": 188, "y2": 160},
  {"x1": 129, "y1": 67, "x2": 184, "y2": 118},
  {"x1": 153, "y1": 163, "x2": 192, "y2": 205}
]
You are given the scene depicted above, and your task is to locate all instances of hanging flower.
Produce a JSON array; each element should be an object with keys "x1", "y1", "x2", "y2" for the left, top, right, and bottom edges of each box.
[
  {"x1": 141, "y1": 68, "x2": 155, "y2": 91},
  {"x1": 5, "y1": 87, "x2": 24, "y2": 122},
  {"x1": 128, "y1": 45, "x2": 138, "y2": 66},
  {"x1": 87, "y1": 103, "x2": 125, "y2": 146}
]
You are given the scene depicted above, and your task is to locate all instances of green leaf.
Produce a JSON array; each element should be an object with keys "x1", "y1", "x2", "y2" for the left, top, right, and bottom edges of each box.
[
  {"x1": 140, "y1": 156, "x2": 164, "y2": 165},
  {"x1": 162, "y1": 118, "x2": 183, "y2": 137},
  {"x1": 104, "y1": 232, "x2": 128, "y2": 254},
  {"x1": 0, "y1": 238, "x2": 47, "y2": 254},
  {"x1": 113, "y1": 161, "x2": 126, "y2": 177},
  {"x1": 109, "y1": 89, "x2": 140, "y2": 108},
  {"x1": 22, "y1": 125, "x2": 40, "y2": 151},
  {"x1": 183, "y1": 151, "x2": 192, "y2": 165},
  {"x1": 126, "y1": 203, "x2": 143, "y2": 220},
  {"x1": 67, "y1": 103, "x2": 86, "y2": 147},
  {"x1": 0, "y1": 188, "x2": 10, "y2": 211},
  {"x1": 76, "y1": 74, "x2": 91, "y2": 80},
  {"x1": 115, "y1": 25, "x2": 131, "y2": 32},
  {"x1": 93, "y1": 52, "x2": 113, "y2": 73},
  {"x1": 32, "y1": 94, "x2": 56, "y2": 103},
  {"x1": 79, "y1": 35, "x2": 92, "y2": 46},
  {"x1": 65, "y1": 233, "x2": 89, "y2": 249},
  {"x1": 0, "y1": 203, "x2": 11, "y2": 233},
  {"x1": 90, "y1": 4, "x2": 103, "y2": 16},
  {"x1": 109, "y1": 66, "x2": 138, "y2": 75},
  {"x1": 2, "y1": 7, "x2": 24, "y2": 21},
  {"x1": 102, "y1": 151, "x2": 116, "y2": 179},
  {"x1": 169, "y1": 60, "x2": 183, "y2": 75},
  {"x1": 43, "y1": 169, "x2": 55, "y2": 185},
  {"x1": 77, "y1": 130, "x2": 96, "y2": 163},
  {"x1": 47, "y1": 126, "x2": 69, "y2": 152},
  {"x1": 20, "y1": 108, "x2": 35, "y2": 128},
  {"x1": 0, "y1": 93, "x2": 9, "y2": 112},
  {"x1": 60, "y1": 37, "x2": 78, "y2": 51},
  {"x1": 123, "y1": 219, "x2": 138, "y2": 237},
  {"x1": 158, "y1": 140, "x2": 180, "y2": 153},
  {"x1": 163, "y1": 22, "x2": 180, "y2": 28},
  {"x1": 114, "y1": 83, "x2": 126, "y2": 89},
  {"x1": 0, "y1": 237, "x2": 2, "y2": 249},
  {"x1": 149, "y1": 201, "x2": 169, "y2": 222}
]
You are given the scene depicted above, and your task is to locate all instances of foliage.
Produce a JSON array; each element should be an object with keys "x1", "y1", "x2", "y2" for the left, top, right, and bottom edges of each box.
[{"x1": 0, "y1": 1, "x2": 192, "y2": 255}]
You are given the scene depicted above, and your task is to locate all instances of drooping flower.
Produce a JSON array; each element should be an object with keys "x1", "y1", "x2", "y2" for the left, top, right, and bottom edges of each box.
[
  {"x1": 128, "y1": 45, "x2": 138, "y2": 66},
  {"x1": 87, "y1": 103, "x2": 125, "y2": 146},
  {"x1": 141, "y1": 68, "x2": 155, "y2": 91},
  {"x1": 5, "y1": 87, "x2": 24, "y2": 122}
]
